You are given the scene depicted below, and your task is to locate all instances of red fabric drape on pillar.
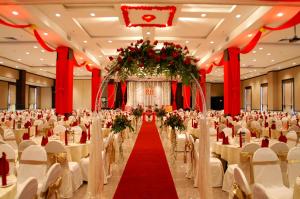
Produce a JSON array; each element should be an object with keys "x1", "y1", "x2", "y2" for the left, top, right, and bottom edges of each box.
[
  {"x1": 56, "y1": 46, "x2": 74, "y2": 115},
  {"x1": 182, "y1": 85, "x2": 191, "y2": 109},
  {"x1": 121, "y1": 82, "x2": 127, "y2": 110},
  {"x1": 196, "y1": 70, "x2": 206, "y2": 111},
  {"x1": 107, "y1": 82, "x2": 115, "y2": 109},
  {"x1": 91, "y1": 69, "x2": 101, "y2": 111},
  {"x1": 171, "y1": 81, "x2": 177, "y2": 110},
  {"x1": 224, "y1": 47, "x2": 240, "y2": 116}
]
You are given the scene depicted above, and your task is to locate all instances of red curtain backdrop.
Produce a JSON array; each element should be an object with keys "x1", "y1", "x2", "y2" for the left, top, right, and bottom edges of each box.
[
  {"x1": 224, "y1": 47, "x2": 240, "y2": 116},
  {"x1": 121, "y1": 81, "x2": 127, "y2": 110},
  {"x1": 56, "y1": 46, "x2": 74, "y2": 115},
  {"x1": 171, "y1": 81, "x2": 177, "y2": 110},
  {"x1": 107, "y1": 82, "x2": 115, "y2": 109},
  {"x1": 182, "y1": 85, "x2": 191, "y2": 109},
  {"x1": 91, "y1": 69, "x2": 101, "y2": 111}
]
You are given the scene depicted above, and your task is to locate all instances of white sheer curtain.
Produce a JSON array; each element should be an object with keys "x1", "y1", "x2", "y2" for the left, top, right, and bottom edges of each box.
[{"x1": 127, "y1": 81, "x2": 171, "y2": 107}]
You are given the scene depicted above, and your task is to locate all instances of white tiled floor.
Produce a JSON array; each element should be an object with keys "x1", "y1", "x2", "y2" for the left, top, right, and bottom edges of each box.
[{"x1": 73, "y1": 124, "x2": 228, "y2": 199}]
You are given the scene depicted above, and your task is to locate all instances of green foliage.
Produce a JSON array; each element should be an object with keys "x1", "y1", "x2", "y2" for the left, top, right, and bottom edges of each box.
[
  {"x1": 108, "y1": 40, "x2": 199, "y2": 84},
  {"x1": 132, "y1": 106, "x2": 144, "y2": 118},
  {"x1": 164, "y1": 113, "x2": 185, "y2": 131},
  {"x1": 156, "y1": 108, "x2": 167, "y2": 118},
  {"x1": 111, "y1": 114, "x2": 134, "y2": 133}
]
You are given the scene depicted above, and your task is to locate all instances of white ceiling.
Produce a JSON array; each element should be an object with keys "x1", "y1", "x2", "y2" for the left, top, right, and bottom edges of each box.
[{"x1": 0, "y1": 1, "x2": 299, "y2": 82}]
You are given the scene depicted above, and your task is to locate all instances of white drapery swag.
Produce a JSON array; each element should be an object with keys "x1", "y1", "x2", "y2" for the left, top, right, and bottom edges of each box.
[
  {"x1": 88, "y1": 115, "x2": 104, "y2": 199},
  {"x1": 126, "y1": 81, "x2": 171, "y2": 107}
]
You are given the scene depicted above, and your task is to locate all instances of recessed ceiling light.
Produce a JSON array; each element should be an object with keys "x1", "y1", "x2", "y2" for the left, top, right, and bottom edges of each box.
[
  {"x1": 0, "y1": 61, "x2": 3, "y2": 64},
  {"x1": 55, "y1": 13, "x2": 61, "y2": 17},
  {"x1": 12, "y1": 11, "x2": 19, "y2": 15},
  {"x1": 146, "y1": 32, "x2": 150, "y2": 35},
  {"x1": 235, "y1": 14, "x2": 241, "y2": 18},
  {"x1": 210, "y1": 41, "x2": 214, "y2": 44},
  {"x1": 15, "y1": 66, "x2": 19, "y2": 68},
  {"x1": 292, "y1": 62, "x2": 296, "y2": 65},
  {"x1": 39, "y1": 68, "x2": 43, "y2": 71},
  {"x1": 43, "y1": 32, "x2": 48, "y2": 36},
  {"x1": 201, "y1": 13, "x2": 207, "y2": 17},
  {"x1": 41, "y1": 50, "x2": 45, "y2": 53},
  {"x1": 185, "y1": 40, "x2": 189, "y2": 44},
  {"x1": 40, "y1": 58, "x2": 44, "y2": 61},
  {"x1": 108, "y1": 40, "x2": 112, "y2": 43},
  {"x1": 253, "y1": 50, "x2": 256, "y2": 53},
  {"x1": 248, "y1": 34, "x2": 253, "y2": 37},
  {"x1": 267, "y1": 53, "x2": 271, "y2": 56},
  {"x1": 17, "y1": 58, "x2": 22, "y2": 61},
  {"x1": 259, "y1": 47, "x2": 263, "y2": 50},
  {"x1": 90, "y1": 13, "x2": 96, "y2": 17},
  {"x1": 26, "y1": 52, "x2": 30, "y2": 55},
  {"x1": 277, "y1": 12, "x2": 284, "y2": 17},
  {"x1": 83, "y1": 40, "x2": 87, "y2": 43},
  {"x1": 33, "y1": 46, "x2": 38, "y2": 49},
  {"x1": 242, "y1": 64, "x2": 246, "y2": 66},
  {"x1": 253, "y1": 59, "x2": 256, "y2": 62},
  {"x1": 271, "y1": 59, "x2": 275, "y2": 62}
]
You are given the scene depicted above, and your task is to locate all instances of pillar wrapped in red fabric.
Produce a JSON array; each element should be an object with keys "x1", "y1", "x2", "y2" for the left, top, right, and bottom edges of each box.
[
  {"x1": 121, "y1": 81, "x2": 127, "y2": 110},
  {"x1": 91, "y1": 69, "x2": 101, "y2": 111},
  {"x1": 171, "y1": 81, "x2": 177, "y2": 110},
  {"x1": 224, "y1": 47, "x2": 240, "y2": 116},
  {"x1": 56, "y1": 46, "x2": 74, "y2": 115},
  {"x1": 182, "y1": 85, "x2": 191, "y2": 109},
  {"x1": 107, "y1": 81, "x2": 115, "y2": 109}
]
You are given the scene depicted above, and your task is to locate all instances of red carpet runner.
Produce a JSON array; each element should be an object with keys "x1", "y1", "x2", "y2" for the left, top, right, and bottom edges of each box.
[{"x1": 113, "y1": 120, "x2": 179, "y2": 199}]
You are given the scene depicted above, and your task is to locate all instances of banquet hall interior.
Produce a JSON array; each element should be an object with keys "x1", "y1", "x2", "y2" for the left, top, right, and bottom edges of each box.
[{"x1": 0, "y1": 0, "x2": 300, "y2": 199}]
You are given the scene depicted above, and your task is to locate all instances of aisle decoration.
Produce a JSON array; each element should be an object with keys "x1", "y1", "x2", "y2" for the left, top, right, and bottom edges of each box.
[
  {"x1": 155, "y1": 107, "x2": 167, "y2": 132},
  {"x1": 112, "y1": 114, "x2": 134, "y2": 161},
  {"x1": 107, "y1": 39, "x2": 199, "y2": 84},
  {"x1": 164, "y1": 113, "x2": 185, "y2": 161},
  {"x1": 132, "y1": 105, "x2": 144, "y2": 132},
  {"x1": 0, "y1": 152, "x2": 9, "y2": 186}
]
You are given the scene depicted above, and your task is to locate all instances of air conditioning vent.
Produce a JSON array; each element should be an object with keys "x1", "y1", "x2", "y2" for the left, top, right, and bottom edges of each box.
[{"x1": 4, "y1": 37, "x2": 17, "y2": 41}]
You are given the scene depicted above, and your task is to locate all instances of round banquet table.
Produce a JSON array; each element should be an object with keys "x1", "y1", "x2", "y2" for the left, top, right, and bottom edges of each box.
[
  {"x1": 0, "y1": 176, "x2": 16, "y2": 199},
  {"x1": 13, "y1": 127, "x2": 35, "y2": 144},
  {"x1": 65, "y1": 142, "x2": 90, "y2": 162}
]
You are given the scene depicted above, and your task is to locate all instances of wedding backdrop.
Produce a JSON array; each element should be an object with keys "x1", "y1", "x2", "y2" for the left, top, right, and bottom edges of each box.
[{"x1": 126, "y1": 81, "x2": 171, "y2": 107}]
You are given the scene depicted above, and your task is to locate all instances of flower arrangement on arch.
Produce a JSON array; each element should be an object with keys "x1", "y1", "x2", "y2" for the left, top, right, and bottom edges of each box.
[
  {"x1": 164, "y1": 113, "x2": 185, "y2": 131},
  {"x1": 108, "y1": 40, "x2": 199, "y2": 84},
  {"x1": 111, "y1": 114, "x2": 134, "y2": 134},
  {"x1": 132, "y1": 105, "x2": 144, "y2": 118}
]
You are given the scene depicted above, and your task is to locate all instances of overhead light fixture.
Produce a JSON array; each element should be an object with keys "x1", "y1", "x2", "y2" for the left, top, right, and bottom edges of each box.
[
  {"x1": 16, "y1": 66, "x2": 19, "y2": 68},
  {"x1": 0, "y1": 61, "x2": 3, "y2": 64},
  {"x1": 277, "y1": 12, "x2": 284, "y2": 17},
  {"x1": 146, "y1": 32, "x2": 151, "y2": 35},
  {"x1": 253, "y1": 59, "x2": 256, "y2": 62},
  {"x1": 43, "y1": 32, "x2": 48, "y2": 36},
  {"x1": 55, "y1": 13, "x2": 61, "y2": 17},
  {"x1": 17, "y1": 58, "x2": 22, "y2": 61},
  {"x1": 26, "y1": 52, "x2": 30, "y2": 55},
  {"x1": 41, "y1": 50, "x2": 45, "y2": 53},
  {"x1": 39, "y1": 68, "x2": 43, "y2": 71},
  {"x1": 83, "y1": 40, "x2": 88, "y2": 43},
  {"x1": 33, "y1": 46, "x2": 38, "y2": 49},
  {"x1": 235, "y1": 14, "x2": 241, "y2": 18},
  {"x1": 267, "y1": 53, "x2": 271, "y2": 56},
  {"x1": 108, "y1": 40, "x2": 112, "y2": 43},
  {"x1": 253, "y1": 50, "x2": 256, "y2": 53},
  {"x1": 201, "y1": 13, "x2": 207, "y2": 17},
  {"x1": 259, "y1": 47, "x2": 263, "y2": 50},
  {"x1": 12, "y1": 11, "x2": 19, "y2": 15},
  {"x1": 185, "y1": 40, "x2": 189, "y2": 44},
  {"x1": 248, "y1": 34, "x2": 252, "y2": 37},
  {"x1": 210, "y1": 41, "x2": 214, "y2": 44},
  {"x1": 292, "y1": 62, "x2": 296, "y2": 65},
  {"x1": 271, "y1": 59, "x2": 275, "y2": 62},
  {"x1": 40, "y1": 58, "x2": 44, "y2": 61},
  {"x1": 90, "y1": 13, "x2": 96, "y2": 17}
]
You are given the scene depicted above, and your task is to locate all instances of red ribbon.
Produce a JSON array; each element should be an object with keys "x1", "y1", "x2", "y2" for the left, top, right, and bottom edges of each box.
[
  {"x1": 0, "y1": 19, "x2": 32, "y2": 28},
  {"x1": 0, "y1": 152, "x2": 9, "y2": 186},
  {"x1": 263, "y1": 11, "x2": 300, "y2": 31},
  {"x1": 240, "y1": 30, "x2": 263, "y2": 54},
  {"x1": 33, "y1": 29, "x2": 56, "y2": 52}
]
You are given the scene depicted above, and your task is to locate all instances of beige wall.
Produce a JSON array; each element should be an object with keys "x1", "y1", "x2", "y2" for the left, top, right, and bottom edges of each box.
[
  {"x1": 0, "y1": 81, "x2": 8, "y2": 109},
  {"x1": 40, "y1": 87, "x2": 52, "y2": 109},
  {"x1": 73, "y1": 79, "x2": 91, "y2": 110},
  {"x1": 0, "y1": 65, "x2": 18, "y2": 80},
  {"x1": 241, "y1": 65, "x2": 300, "y2": 111},
  {"x1": 26, "y1": 73, "x2": 54, "y2": 87}
]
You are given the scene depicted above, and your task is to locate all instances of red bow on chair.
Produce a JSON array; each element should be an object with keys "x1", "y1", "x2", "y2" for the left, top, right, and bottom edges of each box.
[
  {"x1": 41, "y1": 136, "x2": 48, "y2": 146},
  {"x1": 261, "y1": 137, "x2": 269, "y2": 147},
  {"x1": 278, "y1": 132, "x2": 287, "y2": 143},
  {"x1": 0, "y1": 152, "x2": 9, "y2": 186},
  {"x1": 80, "y1": 131, "x2": 87, "y2": 144}
]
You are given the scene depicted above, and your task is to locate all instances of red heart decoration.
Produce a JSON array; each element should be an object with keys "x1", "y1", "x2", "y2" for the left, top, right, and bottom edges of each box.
[{"x1": 142, "y1": 14, "x2": 156, "y2": 23}]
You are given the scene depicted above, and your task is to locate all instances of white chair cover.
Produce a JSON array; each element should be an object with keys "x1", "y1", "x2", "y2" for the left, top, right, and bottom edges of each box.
[
  {"x1": 253, "y1": 183, "x2": 270, "y2": 199},
  {"x1": 16, "y1": 177, "x2": 38, "y2": 199},
  {"x1": 40, "y1": 163, "x2": 62, "y2": 199},
  {"x1": 234, "y1": 167, "x2": 252, "y2": 197},
  {"x1": 287, "y1": 147, "x2": 300, "y2": 188},
  {"x1": 286, "y1": 131, "x2": 298, "y2": 148}
]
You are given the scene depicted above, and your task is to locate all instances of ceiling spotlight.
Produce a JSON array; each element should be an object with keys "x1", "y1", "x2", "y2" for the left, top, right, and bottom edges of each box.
[
  {"x1": 292, "y1": 62, "x2": 296, "y2": 65},
  {"x1": 26, "y1": 52, "x2": 30, "y2": 55},
  {"x1": 0, "y1": 61, "x2": 3, "y2": 64},
  {"x1": 108, "y1": 40, "x2": 112, "y2": 43},
  {"x1": 248, "y1": 34, "x2": 253, "y2": 37},
  {"x1": 271, "y1": 59, "x2": 275, "y2": 62},
  {"x1": 39, "y1": 68, "x2": 43, "y2": 71},
  {"x1": 43, "y1": 32, "x2": 48, "y2": 36},
  {"x1": 146, "y1": 32, "x2": 151, "y2": 35},
  {"x1": 259, "y1": 47, "x2": 263, "y2": 50},
  {"x1": 16, "y1": 66, "x2": 19, "y2": 68},
  {"x1": 267, "y1": 53, "x2": 271, "y2": 56},
  {"x1": 277, "y1": 12, "x2": 284, "y2": 17},
  {"x1": 253, "y1": 50, "x2": 256, "y2": 53},
  {"x1": 185, "y1": 40, "x2": 189, "y2": 44},
  {"x1": 210, "y1": 41, "x2": 214, "y2": 44},
  {"x1": 17, "y1": 58, "x2": 22, "y2": 61},
  {"x1": 40, "y1": 58, "x2": 44, "y2": 61},
  {"x1": 12, "y1": 11, "x2": 19, "y2": 16},
  {"x1": 235, "y1": 14, "x2": 241, "y2": 18},
  {"x1": 33, "y1": 46, "x2": 38, "y2": 49},
  {"x1": 201, "y1": 13, "x2": 207, "y2": 17},
  {"x1": 242, "y1": 64, "x2": 246, "y2": 67},
  {"x1": 55, "y1": 13, "x2": 61, "y2": 17},
  {"x1": 83, "y1": 40, "x2": 88, "y2": 43},
  {"x1": 253, "y1": 59, "x2": 256, "y2": 62},
  {"x1": 41, "y1": 50, "x2": 45, "y2": 53},
  {"x1": 90, "y1": 13, "x2": 96, "y2": 17}
]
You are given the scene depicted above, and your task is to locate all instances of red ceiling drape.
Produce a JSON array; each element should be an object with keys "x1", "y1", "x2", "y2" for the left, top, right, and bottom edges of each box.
[
  {"x1": 107, "y1": 82, "x2": 115, "y2": 109},
  {"x1": 91, "y1": 69, "x2": 101, "y2": 111},
  {"x1": 121, "y1": 81, "x2": 127, "y2": 110},
  {"x1": 263, "y1": 11, "x2": 300, "y2": 30},
  {"x1": 171, "y1": 81, "x2": 177, "y2": 110},
  {"x1": 182, "y1": 85, "x2": 191, "y2": 109}
]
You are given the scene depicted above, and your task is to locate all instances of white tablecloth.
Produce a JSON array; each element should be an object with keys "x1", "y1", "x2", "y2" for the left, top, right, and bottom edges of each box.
[{"x1": 0, "y1": 176, "x2": 16, "y2": 199}]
